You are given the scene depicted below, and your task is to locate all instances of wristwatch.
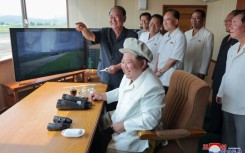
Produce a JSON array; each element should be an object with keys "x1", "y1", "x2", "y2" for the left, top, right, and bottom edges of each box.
[{"x1": 159, "y1": 69, "x2": 164, "y2": 76}]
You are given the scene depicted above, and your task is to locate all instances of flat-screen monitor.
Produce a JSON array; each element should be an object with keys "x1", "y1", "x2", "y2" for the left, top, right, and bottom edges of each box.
[{"x1": 10, "y1": 28, "x2": 88, "y2": 82}]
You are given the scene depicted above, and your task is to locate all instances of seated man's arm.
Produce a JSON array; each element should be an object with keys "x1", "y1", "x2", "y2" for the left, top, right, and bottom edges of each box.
[
  {"x1": 123, "y1": 86, "x2": 164, "y2": 132},
  {"x1": 106, "y1": 88, "x2": 119, "y2": 103},
  {"x1": 111, "y1": 122, "x2": 125, "y2": 134},
  {"x1": 91, "y1": 92, "x2": 107, "y2": 101},
  {"x1": 91, "y1": 88, "x2": 119, "y2": 102}
]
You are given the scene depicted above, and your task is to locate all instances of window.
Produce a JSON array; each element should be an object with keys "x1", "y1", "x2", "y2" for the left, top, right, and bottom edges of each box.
[
  {"x1": 0, "y1": 0, "x2": 67, "y2": 60},
  {"x1": 26, "y1": 0, "x2": 67, "y2": 28},
  {"x1": 0, "y1": 0, "x2": 22, "y2": 59}
]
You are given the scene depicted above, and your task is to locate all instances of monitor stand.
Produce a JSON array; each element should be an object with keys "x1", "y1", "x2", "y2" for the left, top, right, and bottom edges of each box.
[
  {"x1": 2, "y1": 70, "x2": 85, "y2": 106},
  {"x1": 16, "y1": 80, "x2": 37, "y2": 87}
]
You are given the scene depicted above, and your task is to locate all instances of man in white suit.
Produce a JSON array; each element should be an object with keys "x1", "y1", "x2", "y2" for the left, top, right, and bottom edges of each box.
[
  {"x1": 156, "y1": 9, "x2": 187, "y2": 93},
  {"x1": 184, "y1": 9, "x2": 214, "y2": 80},
  {"x1": 217, "y1": 10, "x2": 245, "y2": 151},
  {"x1": 139, "y1": 14, "x2": 163, "y2": 72},
  {"x1": 91, "y1": 38, "x2": 165, "y2": 153}
]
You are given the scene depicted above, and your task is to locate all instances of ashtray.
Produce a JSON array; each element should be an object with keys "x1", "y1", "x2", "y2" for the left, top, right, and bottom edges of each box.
[{"x1": 61, "y1": 128, "x2": 85, "y2": 137}]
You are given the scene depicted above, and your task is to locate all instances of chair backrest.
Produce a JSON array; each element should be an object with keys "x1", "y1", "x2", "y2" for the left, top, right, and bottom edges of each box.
[{"x1": 163, "y1": 70, "x2": 210, "y2": 130}]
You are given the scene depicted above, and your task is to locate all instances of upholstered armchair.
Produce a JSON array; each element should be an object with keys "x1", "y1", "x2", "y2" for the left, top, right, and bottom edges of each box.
[{"x1": 139, "y1": 70, "x2": 211, "y2": 153}]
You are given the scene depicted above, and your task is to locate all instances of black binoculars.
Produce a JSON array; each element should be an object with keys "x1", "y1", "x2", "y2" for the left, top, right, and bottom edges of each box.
[
  {"x1": 53, "y1": 115, "x2": 72, "y2": 124},
  {"x1": 56, "y1": 94, "x2": 92, "y2": 110},
  {"x1": 56, "y1": 99, "x2": 92, "y2": 110},
  {"x1": 47, "y1": 116, "x2": 72, "y2": 131},
  {"x1": 62, "y1": 94, "x2": 88, "y2": 102}
]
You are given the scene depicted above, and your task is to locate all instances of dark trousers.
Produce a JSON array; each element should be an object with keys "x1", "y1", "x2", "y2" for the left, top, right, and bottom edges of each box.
[
  {"x1": 105, "y1": 84, "x2": 118, "y2": 112},
  {"x1": 222, "y1": 111, "x2": 245, "y2": 151},
  {"x1": 209, "y1": 89, "x2": 222, "y2": 135},
  {"x1": 163, "y1": 86, "x2": 168, "y2": 94},
  {"x1": 90, "y1": 127, "x2": 114, "y2": 153},
  {"x1": 90, "y1": 111, "x2": 114, "y2": 153}
]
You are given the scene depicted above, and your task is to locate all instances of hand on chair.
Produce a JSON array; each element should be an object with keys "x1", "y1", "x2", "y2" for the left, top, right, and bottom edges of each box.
[{"x1": 111, "y1": 122, "x2": 125, "y2": 134}]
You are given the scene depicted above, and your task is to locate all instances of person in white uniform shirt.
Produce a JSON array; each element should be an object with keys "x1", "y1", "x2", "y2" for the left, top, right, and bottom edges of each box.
[
  {"x1": 91, "y1": 38, "x2": 165, "y2": 153},
  {"x1": 156, "y1": 9, "x2": 187, "y2": 93},
  {"x1": 137, "y1": 12, "x2": 151, "y2": 38},
  {"x1": 217, "y1": 10, "x2": 245, "y2": 151},
  {"x1": 139, "y1": 14, "x2": 163, "y2": 72},
  {"x1": 184, "y1": 9, "x2": 214, "y2": 80}
]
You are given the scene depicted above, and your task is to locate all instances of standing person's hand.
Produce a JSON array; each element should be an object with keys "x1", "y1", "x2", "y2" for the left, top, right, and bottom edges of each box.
[
  {"x1": 155, "y1": 71, "x2": 162, "y2": 77},
  {"x1": 75, "y1": 22, "x2": 95, "y2": 41},
  {"x1": 216, "y1": 96, "x2": 222, "y2": 104},
  {"x1": 75, "y1": 22, "x2": 87, "y2": 32},
  {"x1": 197, "y1": 73, "x2": 205, "y2": 80},
  {"x1": 108, "y1": 64, "x2": 121, "y2": 74}
]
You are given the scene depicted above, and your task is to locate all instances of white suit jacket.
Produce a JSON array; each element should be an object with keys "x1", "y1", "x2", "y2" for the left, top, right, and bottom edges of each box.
[
  {"x1": 217, "y1": 43, "x2": 245, "y2": 115},
  {"x1": 184, "y1": 27, "x2": 214, "y2": 75},
  {"x1": 106, "y1": 68, "x2": 165, "y2": 152}
]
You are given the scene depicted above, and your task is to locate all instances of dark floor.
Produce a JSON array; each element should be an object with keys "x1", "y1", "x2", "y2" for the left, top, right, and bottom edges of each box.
[{"x1": 198, "y1": 104, "x2": 222, "y2": 153}]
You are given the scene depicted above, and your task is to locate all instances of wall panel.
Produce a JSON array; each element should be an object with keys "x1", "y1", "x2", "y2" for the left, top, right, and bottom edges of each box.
[
  {"x1": 0, "y1": 59, "x2": 15, "y2": 109},
  {"x1": 68, "y1": 0, "x2": 115, "y2": 28}
]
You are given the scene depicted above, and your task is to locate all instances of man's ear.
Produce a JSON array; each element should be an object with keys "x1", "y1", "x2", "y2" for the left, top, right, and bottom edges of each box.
[
  {"x1": 174, "y1": 19, "x2": 179, "y2": 26},
  {"x1": 141, "y1": 59, "x2": 147, "y2": 69},
  {"x1": 123, "y1": 16, "x2": 126, "y2": 23}
]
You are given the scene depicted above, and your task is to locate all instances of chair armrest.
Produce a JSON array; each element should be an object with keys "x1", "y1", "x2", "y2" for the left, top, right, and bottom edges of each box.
[
  {"x1": 185, "y1": 129, "x2": 207, "y2": 138},
  {"x1": 138, "y1": 130, "x2": 163, "y2": 140},
  {"x1": 138, "y1": 129, "x2": 206, "y2": 140}
]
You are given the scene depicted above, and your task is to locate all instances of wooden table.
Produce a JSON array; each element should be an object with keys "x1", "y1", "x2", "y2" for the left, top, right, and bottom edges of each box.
[
  {"x1": 0, "y1": 82, "x2": 107, "y2": 153},
  {"x1": 1, "y1": 70, "x2": 85, "y2": 107}
]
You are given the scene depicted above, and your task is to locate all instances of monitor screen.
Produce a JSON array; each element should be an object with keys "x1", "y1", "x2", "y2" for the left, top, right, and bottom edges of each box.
[{"x1": 10, "y1": 28, "x2": 88, "y2": 82}]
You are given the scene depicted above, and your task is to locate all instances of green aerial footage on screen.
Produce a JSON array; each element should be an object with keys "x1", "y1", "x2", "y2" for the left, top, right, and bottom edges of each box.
[{"x1": 10, "y1": 28, "x2": 88, "y2": 82}]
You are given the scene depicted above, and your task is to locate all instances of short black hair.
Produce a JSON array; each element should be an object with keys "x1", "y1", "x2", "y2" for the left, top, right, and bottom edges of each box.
[
  {"x1": 151, "y1": 14, "x2": 163, "y2": 25},
  {"x1": 233, "y1": 10, "x2": 245, "y2": 23},
  {"x1": 109, "y1": 6, "x2": 126, "y2": 16},
  {"x1": 165, "y1": 9, "x2": 180, "y2": 20},
  {"x1": 192, "y1": 9, "x2": 206, "y2": 18},
  {"x1": 230, "y1": 9, "x2": 239, "y2": 16},
  {"x1": 136, "y1": 55, "x2": 148, "y2": 62},
  {"x1": 139, "y1": 12, "x2": 151, "y2": 20}
]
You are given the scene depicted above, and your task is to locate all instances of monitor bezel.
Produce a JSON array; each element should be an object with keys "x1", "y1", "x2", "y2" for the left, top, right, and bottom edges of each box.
[{"x1": 10, "y1": 28, "x2": 88, "y2": 82}]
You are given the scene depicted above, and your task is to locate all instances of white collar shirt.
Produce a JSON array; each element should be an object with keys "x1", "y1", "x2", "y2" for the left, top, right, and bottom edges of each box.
[
  {"x1": 139, "y1": 32, "x2": 163, "y2": 70},
  {"x1": 157, "y1": 27, "x2": 186, "y2": 86},
  {"x1": 184, "y1": 27, "x2": 214, "y2": 75}
]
